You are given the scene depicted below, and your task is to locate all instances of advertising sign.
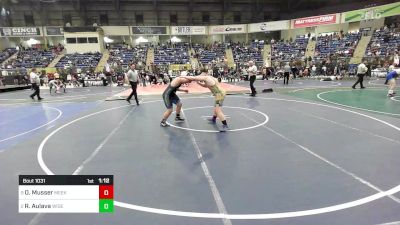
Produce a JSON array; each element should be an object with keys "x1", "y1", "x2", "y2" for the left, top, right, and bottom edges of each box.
[
  {"x1": 171, "y1": 26, "x2": 206, "y2": 35},
  {"x1": 0, "y1": 27, "x2": 40, "y2": 36},
  {"x1": 248, "y1": 20, "x2": 290, "y2": 32},
  {"x1": 293, "y1": 14, "x2": 338, "y2": 28},
  {"x1": 131, "y1": 26, "x2": 167, "y2": 35},
  {"x1": 342, "y1": 2, "x2": 400, "y2": 23},
  {"x1": 209, "y1": 24, "x2": 246, "y2": 34}
]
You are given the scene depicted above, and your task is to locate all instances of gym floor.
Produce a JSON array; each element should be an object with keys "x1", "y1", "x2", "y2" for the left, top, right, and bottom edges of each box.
[{"x1": 0, "y1": 78, "x2": 399, "y2": 225}]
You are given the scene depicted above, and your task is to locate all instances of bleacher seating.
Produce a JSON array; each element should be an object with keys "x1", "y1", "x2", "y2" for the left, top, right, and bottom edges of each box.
[
  {"x1": 271, "y1": 36, "x2": 308, "y2": 62},
  {"x1": 55, "y1": 52, "x2": 102, "y2": 68},
  {"x1": 365, "y1": 28, "x2": 400, "y2": 57},
  {"x1": 232, "y1": 42, "x2": 263, "y2": 65},
  {"x1": 108, "y1": 45, "x2": 147, "y2": 66},
  {"x1": 154, "y1": 43, "x2": 189, "y2": 65},
  {"x1": 193, "y1": 43, "x2": 226, "y2": 64},
  {"x1": 3, "y1": 48, "x2": 56, "y2": 69},
  {"x1": 0, "y1": 48, "x2": 17, "y2": 64},
  {"x1": 315, "y1": 32, "x2": 361, "y2": 60}
]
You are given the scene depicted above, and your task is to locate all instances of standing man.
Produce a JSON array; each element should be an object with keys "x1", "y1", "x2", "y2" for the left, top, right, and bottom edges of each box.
[
  {"x1": 126, "y1": 64, "x2": 140, "y2": 105},
  {"x1": 283, "y1": 62, "x2": 291, "y2": 85},
  {"x1": 247, "y1": 61, "x2": 257, "y2": 97},
  {"x1": 311, "y1": 65, "x2": 317, "y2": 76},
  {"x1": 105, "y1": 62, "x2": 112, "y2": 86},
  {"x1": 352, "y1": 61, "x2": 368, "y2": 89},
  {"x1": 386, "y1": 69, "x2": 399, "y2": 97},
  {"x1": 29, "y1": 68, "x2": 43, "y2": 101}
]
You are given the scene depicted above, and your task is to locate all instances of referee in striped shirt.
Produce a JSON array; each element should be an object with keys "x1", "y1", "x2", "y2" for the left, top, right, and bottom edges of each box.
[{"x1": 126, "y1": 64, "x2": 140, "y2": 105}]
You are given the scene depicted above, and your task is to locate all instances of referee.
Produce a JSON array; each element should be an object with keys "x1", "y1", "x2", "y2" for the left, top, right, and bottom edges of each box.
[
  {"x1": 126, "y1": 64, "x2": 140, "y2": 105},
  {"x1": 29, "y1": 68, "x2": 43, "y2": 101},
  {"x1": 247, "y1": 61, "x2": 257, "y2": 97},
  {"x1": 283, "y1": 62, "x2": 291, "y2": 85},
  {"x1": 352, "y1": 61, "x2": 368, "y2": 89}
]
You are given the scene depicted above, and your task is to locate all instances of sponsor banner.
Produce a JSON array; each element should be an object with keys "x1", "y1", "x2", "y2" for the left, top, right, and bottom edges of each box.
[
  {"x1": 171, "y1": 26, "x2": 206, "y2": 35},
  {"x1": 169, "y1": 64, "x2": 192, "y2": 71},
  {"x1": 209, "y1": 24, "x2": 246, "y2": 34},
  {"x1": 292, "y1": 14, "x2": 339, "y2": 28},
  {"x1": 248, "y1": 20, "x2": 290, "y2": 33},
  {"x1": 131, "y1": 26, "x2": 167, "y2": 35},
  {"x1": 342, "y1": 2, "x2": 400, "y2": 23},
  {"x1": 0, "y1": 27, "x2": 41, "y2": 37},
  {"x1": 45, "y1": 27, "x2": 64, "y2": 36}
]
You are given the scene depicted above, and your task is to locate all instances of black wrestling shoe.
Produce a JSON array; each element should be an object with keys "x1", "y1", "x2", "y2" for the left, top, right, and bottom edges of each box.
[
  {"x1": 160, "y1": 121, "x2": 170, "y2": 127},
  {"x1": 175, "y1": 117, "x2": 185, "y2": 122},
  {"x1": 207, "y1": 118, "x2": 217, "y2": 124}
]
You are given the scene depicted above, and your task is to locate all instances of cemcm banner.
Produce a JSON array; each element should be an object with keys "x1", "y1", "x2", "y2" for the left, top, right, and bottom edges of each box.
[
  {"x1": 292, "y1": 14, "x2": 340, "y2": 28},
  {"x1": 248, "y1": 20, "x2": 290, "y2": 33},
  {"x1": 342, "y1": 2, "x2": 400, "y2": 23},
  {"x1": 0, "y1": 27, "x2": 41, "y2": 37},
  {"x1": 209, "y1": 24, "x2": 246, "y2": 34},
  {"x1": 171, "y1": 26, "x2": 207, "y2": 35},
  {"x1": 131, "y1": 26, "x2": 168, "y2": 35}
]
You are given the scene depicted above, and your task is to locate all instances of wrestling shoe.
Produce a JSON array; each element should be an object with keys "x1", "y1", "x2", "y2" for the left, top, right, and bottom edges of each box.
[
  {"x1": 160, "y1": 121, "x2": 170, "y2": 127},
  {"x1": 207, "y1": 118, "x2": 217, "y2": 124},
  {"x1": 220, "y1": 124, "x2": 229, "y2": 132},
  {"x1": 175, "y1": 117, "x2": 185, "y2": 122}
]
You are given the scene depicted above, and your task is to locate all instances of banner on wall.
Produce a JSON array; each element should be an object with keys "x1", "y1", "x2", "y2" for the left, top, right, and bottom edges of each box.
[
  {"x1": 45, "y1": 27, "x2": 63, "y2": 36},
  {"x1": 209, "y1": 24, "x2": 246, "y2": 34},
  {"x1": 169, "y1": 64, "x2": 192, "y2": 71},
  {"x1": 248, "y1": 20, "x2": 290, "y2": 33},
  {"x1": 171, "y1": 26, "x2": 206, "y2": 35},
  {"x1": 342, "y1": 2, "x2": 400, "y2": 23},
  {"x1": 0, "y1": 27, "x2": 40, "y2": 37},
  {"x1": 293, "y1": 14, "x2": 338, "y2": 28},
  {"x1": 131, "y1": 26, "x2": 167, "y2": 35}
]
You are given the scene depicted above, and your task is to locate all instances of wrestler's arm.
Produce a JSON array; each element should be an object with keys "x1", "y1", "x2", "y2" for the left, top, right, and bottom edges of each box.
[
  {"x1": 196, "y1": 81, "x2": 208, "y2": 87},
  {"x1": 185, "y1": 75, "x2": 207, "y2": 81}
]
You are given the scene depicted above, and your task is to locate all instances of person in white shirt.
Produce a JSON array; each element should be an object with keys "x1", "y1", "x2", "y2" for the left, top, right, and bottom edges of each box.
[
  {"x1": 283, "y1": 62, "x2": 291, "y2": 85},
  {"x1": 29, "y1": 68, "x2": 43, "y2": 100},
  {"x1": 125, "y1": 64, "x2": 140, "y2": 105},
  {"x1": 322, "y1": 65, "x2": 327, "y2": 76},
  {"x1": 311, "y1": 65, "x2": 317, "y2": 76},
  {"x1": 247, "y1": 61, "x2": 258, "y2": 97},
  {"x1": 352, "y1": 61, "x2": 368, "y2": 89}
]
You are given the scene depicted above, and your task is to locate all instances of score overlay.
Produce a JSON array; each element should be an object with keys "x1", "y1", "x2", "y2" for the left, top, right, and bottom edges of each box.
[{"x1": 19, "y1": 175, "x2": 114, "y2": 213}]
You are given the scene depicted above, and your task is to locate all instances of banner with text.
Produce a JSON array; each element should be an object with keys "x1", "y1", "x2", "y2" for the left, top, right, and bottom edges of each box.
[
  {"x1": 0, "y1": 27, "x2": 41, "y2": 37},
  {"x1": 248, "y1": 20, "x2": 290, "y2": 33},
  {"x1": 292, "y1": 14, "x2": 339, "y2": 28},
  {"x1": 171, "y1": 26, "x2": 207, "y2": 35},
  {"x1": 45, "y1": 27, "x2": 64, "y2": 36},
  {"x1": 209, "y1": 24, "x2": 246, "y2": 34},
  {"x1": 131, "y1": 26, "x2": 168, "y2": 35},
  {"x1": 342, "y1": 2, "x2": 400, "y2": 23}
]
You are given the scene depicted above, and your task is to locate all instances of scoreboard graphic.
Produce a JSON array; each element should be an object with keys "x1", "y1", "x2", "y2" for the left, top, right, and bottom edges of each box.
[{"x1": 19, "y1": 175, "x2": 114, "y2": 213}]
